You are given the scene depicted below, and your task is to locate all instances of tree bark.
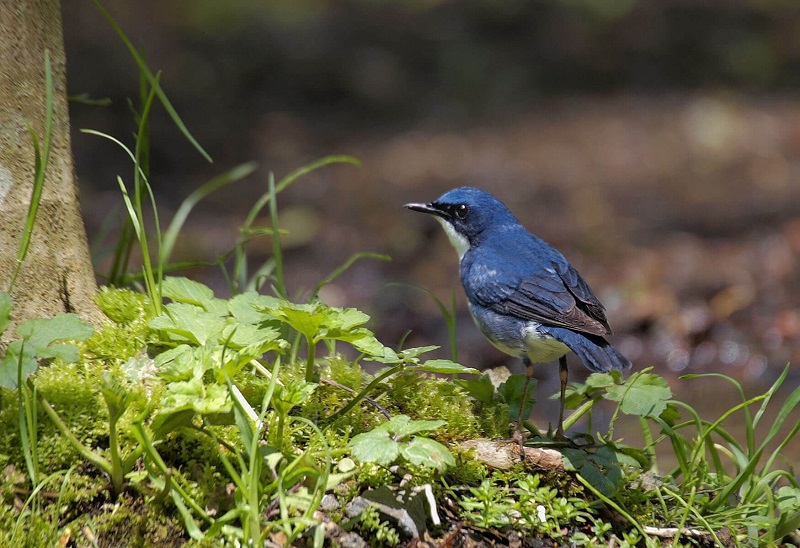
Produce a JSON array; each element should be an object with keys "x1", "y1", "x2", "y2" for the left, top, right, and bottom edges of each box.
[{"x1": 0, "y1": 0, "x2": 104, "y2": 335}]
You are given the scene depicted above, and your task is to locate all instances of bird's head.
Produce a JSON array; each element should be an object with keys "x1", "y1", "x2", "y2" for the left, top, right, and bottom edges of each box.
[{"x1": 405, "y1": 186, "x2": 520, "y2": 259}]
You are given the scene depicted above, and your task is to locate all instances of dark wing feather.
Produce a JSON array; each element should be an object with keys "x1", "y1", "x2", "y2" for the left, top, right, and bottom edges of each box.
[{"x1": 467, "y1": 241, "x2": 611, "y2": 337}]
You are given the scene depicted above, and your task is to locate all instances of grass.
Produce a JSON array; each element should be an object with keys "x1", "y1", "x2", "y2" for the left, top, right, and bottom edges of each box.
[{"x1": 1, "y1": 6, "x2": 800, "y2": 548}]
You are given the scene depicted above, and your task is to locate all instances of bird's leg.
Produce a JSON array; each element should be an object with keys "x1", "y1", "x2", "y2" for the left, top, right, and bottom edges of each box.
[
  {"x1": 556, "y1": 355, "x2": 569, "y2": 438},
  {"x1": 514, "y1": 357, "x2": 534, "y2": 451}
]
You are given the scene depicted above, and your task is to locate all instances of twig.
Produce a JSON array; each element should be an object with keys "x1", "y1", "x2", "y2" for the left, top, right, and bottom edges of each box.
[
  {"x1": 322, "y1": 379, "x2": 392, "y2": 419},
  {"x1": 642, "y1": 525, "x2": 711, "y2": 538}
]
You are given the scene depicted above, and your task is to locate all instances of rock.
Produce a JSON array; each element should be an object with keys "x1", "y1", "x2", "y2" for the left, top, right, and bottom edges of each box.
[{"x1": 345, "y1": 485, "x2": 432, "y2": 539}]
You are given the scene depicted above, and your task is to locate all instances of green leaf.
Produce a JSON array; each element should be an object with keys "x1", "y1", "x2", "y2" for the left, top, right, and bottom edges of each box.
[
  {"x1": 161, "y1": 276, "x2": 215, "y2": 306},
  {"x1": 273, "y1": 380, "x2": 318, "y2": 415},
  {"x1": 220, "y1": 322, "x2": 288, "y2": 356},
  {"x1": 455, "y1": 374, "x2": 496, "y2": 405},
  {"x1": 269, "y1": 301, "x2": 329, "y2": 339},
  {"x1": 149, "y1": 303, "x2": 227, "y2": 345},
  {"x1": 376, "y1": 414, "x2": 446, "y2": 439},
  {"x1": 562, "y1": 445, "x2": 624, "y2": 497},
  {"x1": 335, "y1": 307, "x2": 371, "y2": 331},
  {"x1": 155, "y1": 345, "x2": 199, "y2": 381},
  {"x1": 0, "y1": 342, "x2": 34, "y2": 389},
  {"x1": 777, "y1": 485, "x2": 800, "y2": 511},
  {"x1": 336, "y1": 329, "x2": 388, "y2": 357},
  {"x1": 659, "y1": 403, "x2": 681, "y2": 426},
  {"x1": 36, "y1": 343, "x2": 80, "y2": 363},
  {"x1": 228, "y1": 291, "x2": 282, "y2": 323},
  {"x1": 398, "y1": 346, "x2": 439, "y2": 361},
  {"x1": 151, "y1": 409, "x2": 195, "y2": 437},
  {"x1": 160, "y1": 377, "x2": 231, "y2": 416},
  {"x1": 349, "y1": 430, "x2": 400, "y2": 466},
  {"x1": 16, "y1": 313, "x2": 94, "y2": 349},
  {"x1": 605, "y1": 372, "x2": 672, "y2": 418},
  {"x1": 586, "y1": 372, "x2": 618, "y2": 390},
  {"x1": 399, "y1": 436, "x2": 455, "y2": 471},
  {"x1": 498, "y1": 374, "x2": 537, "y2": 420},
  {"x1": 416, "y1": 359, "x2": 479, "y2": 375},
  {"x1": 0, "y1": 313, "x2": 93, "y2": 388}
]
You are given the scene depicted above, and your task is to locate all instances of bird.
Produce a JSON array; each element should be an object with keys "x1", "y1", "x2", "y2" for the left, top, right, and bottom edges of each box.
[{"x1": 405, "y1": 186, "x2": 631, "y2": 438}]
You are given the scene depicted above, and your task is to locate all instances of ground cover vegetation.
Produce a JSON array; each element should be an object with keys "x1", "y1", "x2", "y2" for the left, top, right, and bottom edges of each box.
[{"x1": 2, "y1": 8, "x2": 800, "y2": 548}]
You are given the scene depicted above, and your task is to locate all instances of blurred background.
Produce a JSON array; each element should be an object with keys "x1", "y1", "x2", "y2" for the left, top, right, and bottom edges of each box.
[{"x1": 63, "y1": 1, "x2": 800, "y2": 437}]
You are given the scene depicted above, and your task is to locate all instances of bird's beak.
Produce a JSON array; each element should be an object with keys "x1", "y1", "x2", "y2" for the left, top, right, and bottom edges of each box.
[{"x1": 404, "y1": 202, "x2": 447, "y2": 219}]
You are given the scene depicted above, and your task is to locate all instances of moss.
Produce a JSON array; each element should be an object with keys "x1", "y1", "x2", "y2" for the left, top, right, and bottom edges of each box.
[
  {"x1": 387, "y1": 370, "x2": 481, "y2": 442},
  {"x1": 447, "y1": 446, "x2": 490, "y2": 486},
  {"x1": 94, "y1": 286, "x2": 150, "y2": 325},
  {"x1": 75, "y1": 493, "x2": 186, "y2": 547},
  {"x1": 84, "y1": 287, "x2": 151, "y2": 369}
]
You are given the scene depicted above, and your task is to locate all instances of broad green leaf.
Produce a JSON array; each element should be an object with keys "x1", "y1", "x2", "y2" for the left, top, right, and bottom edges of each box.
[
  {"x1": 36, "y1": 343, "x2": 80, "y2": 363},
  {"x1": 349, "y1": 430, "x2": 400, "y2": 466},
  {"x1": 229, "y1": 291, "x2": 283, "y2": 323},
  {"x1": 586, "y1": 372, "x2": 617, "y2": 390},
  {"x1": 376, "y1": 414, "x2": 446, "y2": 439},
  {"x1": 777, "y1": 485, "x2": 800, "y2": 511},
  {"x1": 359, "y1": 344, "x2": 400, "y2": 363},
  {"x1": 341, "y1": 331, "x2": 389, "y2": 357},
  {"x1": 562, "y1": 445, "x2": 624, "y2": 497},
  {"x1": 605, "y1": 372, "x2": 672, "y2": 418},
  {"x1": 455, "y1": 374, "x2": 496, "y2": 405},
  {"x1": 270, "y1": 302, "x2": 329, "y2": 339},
  {"x1": 151, "y1": 408, "x2": 195, "y2": 437},
  {"x1": 398, "y1": 346, "x2": 439, "y2": 362},
  {"x1": 273, "y1": 380, "x2": 318, "y2": 415},
  {"x1": 659, "y1": 403, "x2": 681, "y2": 426},
  {"x1": 498, "y1": 374, "x2": 537, "y2": 420},
  {"x1": 220, "y1": 322, "x2": 287, "y2": 356},
  {"x1": 335, "y1": 307, "x2": 371, "y2": 330},
  {"x1": 417, "y1": 359, "x2": 479, "y2": 375},
  {"x1": 612, "y1": 444, "x2": 652, "y2": 470},
  {"x1": 160, "y1": 377, "x2": 231, "y2": 416},
  {"x1": 0, "y1": 342, "x2": 34, "y2": 389},
  {"x1": 400, "y1": 436, "x2": 455, "y2": 471},
  {"x1": 149, "y1": 303, "x2": 227, "y2": 345},
  {"x1": 16, "y1": 313, "x2": 94, "y2": 349},
  {"x1": 161, "y1": 276, "x2": 215, "y2": 307},
  {"x1": 155, "y1": 345, "x2": 201, "y2": 381},
  {"x1": 203, "y1": 298, "x2": 231, "y2": 317},
  {"x1": 0, "y1": 313, "x2": 93, "y2": 388}
]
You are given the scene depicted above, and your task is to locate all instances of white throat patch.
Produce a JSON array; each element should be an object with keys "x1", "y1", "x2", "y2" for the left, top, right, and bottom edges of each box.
[{"x1": 436, "y1": 218, "x2": 470, "y2": 261}]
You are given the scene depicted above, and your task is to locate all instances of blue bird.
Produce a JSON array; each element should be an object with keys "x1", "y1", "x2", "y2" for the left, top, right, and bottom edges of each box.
[{"x1": 405, "y1": 187, "x2": 631, "y2": 438}]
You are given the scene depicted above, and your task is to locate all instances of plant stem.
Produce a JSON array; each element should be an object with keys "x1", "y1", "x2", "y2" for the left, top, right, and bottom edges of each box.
[
  {"x1": 108, "y1": 411, "x2": 124, "y2": 494},
  {"x1": 327, "y1": 364, "x2": 405, "y2": 423},
  {"x1": 37, "y1": 392, "x2": 112, "y2": 477},
  {"x1": 305, "y1": 336, "x2": 316, "y2": 383}
]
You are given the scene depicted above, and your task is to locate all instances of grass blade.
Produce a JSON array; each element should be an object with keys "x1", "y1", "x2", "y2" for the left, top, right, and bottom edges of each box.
[
  {"x1": 92, "y1": 0, "x2": 212, "y2": 163},
  {"x1": 8, "y1": 50, "x2": 54, "y2": 292},
  {"x1": 161, "y1": 162, "x2": 258, "y2": 264}
]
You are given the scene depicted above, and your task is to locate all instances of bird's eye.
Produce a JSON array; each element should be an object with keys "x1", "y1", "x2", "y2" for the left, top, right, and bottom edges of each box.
[{"x1": 455, "y1": 204, "x2": 469, "y2": 219}]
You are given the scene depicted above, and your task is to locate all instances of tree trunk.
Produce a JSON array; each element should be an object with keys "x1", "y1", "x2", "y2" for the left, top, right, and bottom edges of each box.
[{"x1": 0, "y1": 0, "x2": 104, "y2": 335}]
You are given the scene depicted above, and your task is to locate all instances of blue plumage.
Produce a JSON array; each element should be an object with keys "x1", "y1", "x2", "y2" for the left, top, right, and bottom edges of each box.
[{"x1": 405, "y1": 186, "x2": 631, "y2": 436}]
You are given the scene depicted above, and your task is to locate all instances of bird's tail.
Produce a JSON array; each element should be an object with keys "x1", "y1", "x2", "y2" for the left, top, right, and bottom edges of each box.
[{"x1": 545, "y1": 326, "x2": 632, "y2": 373}]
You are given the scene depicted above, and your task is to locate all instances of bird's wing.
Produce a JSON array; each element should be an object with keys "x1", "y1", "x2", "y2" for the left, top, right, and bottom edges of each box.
[{"x1": 467, "y1": 244, "x2": 612, "y2": 337}]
